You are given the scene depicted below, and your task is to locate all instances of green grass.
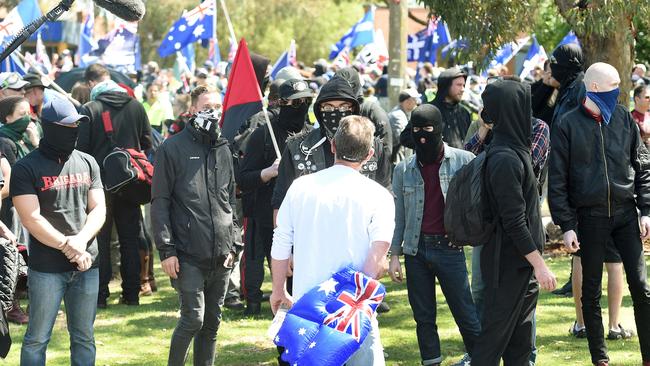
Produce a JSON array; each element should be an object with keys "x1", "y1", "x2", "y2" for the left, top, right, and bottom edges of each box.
[{"x1": 2, "y1": 253, "x2": 647, "y2": 365}]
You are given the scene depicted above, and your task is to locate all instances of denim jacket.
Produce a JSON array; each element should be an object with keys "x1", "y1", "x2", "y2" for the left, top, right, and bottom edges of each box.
[{"x1": 390, "y1": 144, "x2": 475, "y2": 256}]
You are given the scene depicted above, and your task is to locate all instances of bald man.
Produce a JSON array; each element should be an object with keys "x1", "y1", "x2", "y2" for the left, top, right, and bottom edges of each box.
[{"x1": 549, "y1": 62, "x2": 650, "y2": 366}]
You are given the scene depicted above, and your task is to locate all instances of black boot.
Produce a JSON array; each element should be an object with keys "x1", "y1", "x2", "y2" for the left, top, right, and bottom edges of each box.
[{"x1": 243, "y1": 301, "x2": 261, "y2": 316}]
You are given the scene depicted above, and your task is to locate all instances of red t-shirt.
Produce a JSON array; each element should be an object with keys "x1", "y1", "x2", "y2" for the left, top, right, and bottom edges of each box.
[{"x1": 419, "y1": 152, "x2": 446, "y2": 235}]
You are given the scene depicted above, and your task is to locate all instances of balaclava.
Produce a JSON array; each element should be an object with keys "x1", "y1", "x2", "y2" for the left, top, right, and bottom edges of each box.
[
  {"x1": 279, "y1": 103, "x2": 308, "y2": 133},
  {"x1": 40, "y1": 122, "x2": 79, "y2": 160},
  {"x1": 410, "y1": 104, "x2": 444, "y2": 164}
]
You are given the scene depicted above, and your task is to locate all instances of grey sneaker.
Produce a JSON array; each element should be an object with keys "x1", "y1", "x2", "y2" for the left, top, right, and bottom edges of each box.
[
  {"x1": 607, "y1": 324, "x2": 634, "y2": 340},
  {"x1": 451, "y1": 353, "x2": 471, "y2": 366}
]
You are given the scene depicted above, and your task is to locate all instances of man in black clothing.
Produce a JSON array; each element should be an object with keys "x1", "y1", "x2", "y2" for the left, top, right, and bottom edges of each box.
[
  {"x1": 78, "y1": 63, "x2": 152, "y2": 307},
  {"x1": 238, "y1": 78, "x2": 311, "y2": 315},
  {"x1": 550, "y1": 43, "x2": 585, "y2": 127},
  {"x1": 152, "y1": 107, "x2": 238, "y2": 366},
  {"x1": 549, "y1": 62, "x2": 650, "y2": 366},
  {"x1": 401, "y1": 67, "x2": 471, "y2": 149},
  {"x1": 471, "y1": 79, "x2": 556, "y2": 365}
]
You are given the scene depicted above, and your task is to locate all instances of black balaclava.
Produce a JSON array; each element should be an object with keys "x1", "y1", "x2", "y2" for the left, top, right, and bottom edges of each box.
[
  {"x1": 550, "y1": 43, "x2": 584, "y2": 88},
  {"x1": 40, "y1": 122, "x2": 79, "y2": 161},
  {"x1": 278, "y1": 103, "x2": 308, "y2": 133},
  {"x1": 190, "y1": 109, "x2": 221, "y2": 141},
  {"x1": 410, "y1": 104, "x2": 444, "y2": 164}
]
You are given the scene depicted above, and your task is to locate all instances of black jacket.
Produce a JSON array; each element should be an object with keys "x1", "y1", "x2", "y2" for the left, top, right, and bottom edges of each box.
[
  {"x1": 151, "y1": 123, "x2": 238, "y2": 270},
  {"x1": 548, "y1": 103, "x2": 650, "y2": 233},
  {"x1": 530, "y1": 79, "x2": 557, "y2": 125},
  {"x1": 237, "y1": 117, "x2": 293, "y2": 225},
  {"x1": 78, "y1": 91, "x2": 153, "y2": 168},
  {"x1": 552, "y1": 72, "x2": 585, "y2": 127},
  {"x1": 400, "y1": 68, "x2": 471, "y2": 149},
  {"x1": 483, "y1": 80, "x2": 545, "y2": 270}
]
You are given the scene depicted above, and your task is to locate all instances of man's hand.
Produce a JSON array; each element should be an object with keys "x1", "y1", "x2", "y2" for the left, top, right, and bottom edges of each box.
[
  {"x1": 388, "y1": 255, "x2": 403, "y2": 283},
  {"x1": 61, "y1": 235, "x2": 88, "y2": 261},
  {"x1": 269, "y1": 289, "x2": 293, "y2": 315},
  {"x1": 261, "y1": 159, "x2": 280, "y2": 183},
  {"x1": 74, "y1": 251, "x2": 93, "y2": 272},
  {"x1": 0, "y1": 223, "x2": 17, "y2": 245},
  {"x1": 562, "y1": 230, "x2": 580, "y2": 253},
  {"x1": 534, "y1": 263, "x2": 557, "y2": 291},
  {"x1": 25, "y1": 121, "x2": 40, "y2": 147},
  {"x1": 161, "y1": 256, "x2": 180, "y2": 279},
  {"x1": 640, "y1": 216, "x2": 650, "y2": 241}
]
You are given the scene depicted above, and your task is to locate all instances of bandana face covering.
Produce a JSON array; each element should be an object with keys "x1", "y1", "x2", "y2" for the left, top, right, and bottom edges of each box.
[
  {"x1": 586, "y1": 88, "x2": 620, "y2": 125},
  {"x1": 320, "y1": 110, "x2": 353, "y2": 139},
  {"x1": 279, "y1": 104, "x2": 308, "y2": 133},
  {"x1": 191, "y1": 108, "x2": 222, "y2": 140}
]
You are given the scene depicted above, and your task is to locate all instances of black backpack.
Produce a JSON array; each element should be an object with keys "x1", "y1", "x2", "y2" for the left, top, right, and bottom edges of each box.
[{"x1": 444, "y1": 150, "x2": 495, "y2": 246}]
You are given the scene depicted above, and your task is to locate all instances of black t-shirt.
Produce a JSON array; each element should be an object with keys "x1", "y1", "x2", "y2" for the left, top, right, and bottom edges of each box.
[{"x1": 10, "y1": 149, "x2": 103, "y2": 273}]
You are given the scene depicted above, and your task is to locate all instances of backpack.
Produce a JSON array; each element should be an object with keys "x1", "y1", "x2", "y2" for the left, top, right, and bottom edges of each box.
[
  {"x1": 443, "y1": 150, "x2": 495, "y2": 246},
  {"x1": 100, "y1": 111, "x2": 154, "y2": 205}
]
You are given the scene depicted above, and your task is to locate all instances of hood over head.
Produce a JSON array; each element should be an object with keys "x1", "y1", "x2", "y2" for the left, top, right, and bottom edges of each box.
[
  {"x1": 334, "y1": 67, "x2": 363, "y2": 101},
  {"x1": 314, "y1": 72, "x2": 360, "y2": 124},
  {"x1": 481, "y1": 79, "x2": 532, "y2": 152},
  {"x1": 94, "y1": 90, "x2": 133, "y2": 109},
  {"x1": 250, "y1": 52, "x2": 271, "y2": 93},
  {"x1": 550, "y1": 43, "x2": 584, "y2": 88},
  {"x1": 433, "y1": 67, "x2": 467, "y2": 104}
]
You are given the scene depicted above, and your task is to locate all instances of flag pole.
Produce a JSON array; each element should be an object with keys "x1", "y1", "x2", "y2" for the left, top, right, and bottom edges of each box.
[
  {"x1": 13, "y1": 50, "x2": 81, "y2": 107},
  {"x1": 261, "y1": 93, "x2": 282, "y2": 159},
  {"x1": 212, "y1": 0, "x2": 218, "y2": 64},
  {"x1": 219, "y1": 0, "x2": 237, "y2": 44}
]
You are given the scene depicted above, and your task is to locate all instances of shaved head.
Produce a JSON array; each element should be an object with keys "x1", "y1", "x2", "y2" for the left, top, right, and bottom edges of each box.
[{"x1": 584, "y1": 62, "x2": 620, "y2": 92}]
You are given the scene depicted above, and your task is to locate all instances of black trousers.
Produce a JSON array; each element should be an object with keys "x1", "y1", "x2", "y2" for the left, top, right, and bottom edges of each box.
[
  {"x1": 577, "y1": 209, "x2": 650, "y2": 364},
  {"x1": 472, "y1": 260, "x2": 538, "y2": 366},
  {"x1": 97, "y1": 193, "x2": 143, "y2": 302},
  {"x1": 243, "y1": 218, "x2": 272, "y2": 304}
]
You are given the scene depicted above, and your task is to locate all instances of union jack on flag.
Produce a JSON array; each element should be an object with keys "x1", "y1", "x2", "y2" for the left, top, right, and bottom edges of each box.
[{"x1": 323, "y1": 272, "x2": 384, "y2": 342}]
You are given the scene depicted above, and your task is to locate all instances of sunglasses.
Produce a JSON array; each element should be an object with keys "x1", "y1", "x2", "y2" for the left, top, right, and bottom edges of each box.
[
  {"x1": 320, "y1": 104, "x2": 353, "y2": 113},
  {"x1": 281, "y1": 97, "x2": 312, "y2": 108}
]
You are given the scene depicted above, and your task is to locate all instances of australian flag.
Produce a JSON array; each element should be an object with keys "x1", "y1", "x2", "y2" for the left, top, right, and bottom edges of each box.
[
  {"x1": 273, "y1": 267, "x2": 385, "y2": 366},
  {"x1": 557, "y1": 30, "x2": 581, "y2": 49},
  {"x1": 407, "y1": 18, "x2": 450, "y2": 63},
  {"x1": 158, "y1": 0, "x2": 215, "y2": 58}
]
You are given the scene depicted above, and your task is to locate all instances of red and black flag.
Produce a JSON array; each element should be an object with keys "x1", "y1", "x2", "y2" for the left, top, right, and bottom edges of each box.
[{"x1": 220, "y1": 38, "x2": 269, "y2": 142}]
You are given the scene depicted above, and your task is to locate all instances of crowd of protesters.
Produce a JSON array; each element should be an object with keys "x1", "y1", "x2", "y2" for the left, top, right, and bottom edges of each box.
[{"x1": 0, "y1": 40, "x2": 649, "y2": 366}]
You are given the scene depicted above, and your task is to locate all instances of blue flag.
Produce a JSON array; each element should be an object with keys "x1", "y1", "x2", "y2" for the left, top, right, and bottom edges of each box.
[
  {"x1": 328, "y1": 6, "x2": 375, "y2": 60},
  {"x1": 557, "y1": 30, "x2": 581, "y2": 48},
  {"x1": 158, "y1": 0, "x2": 215, "y2": 58},
  {"x1": 0, "y1": 53, "x2": 27, "y2": 74},
  {"x1": 78, "y1": 11, "x2": 98, "y2": 68},
  {"x1": 96, "y1": 22, "x2": 141, "y2": 74},
  {"x1": 482, "y1": 37, "x2": 530, "y2": 76},
  {"x1": 519, "y1": 35, "x2": 548, "y2": 79},
  {"x1": 440, "y1": 38, "x2": 469, "y2": 60},
  {"x1": 274, "y1": 268, "x2": 385, "y2": 366}
]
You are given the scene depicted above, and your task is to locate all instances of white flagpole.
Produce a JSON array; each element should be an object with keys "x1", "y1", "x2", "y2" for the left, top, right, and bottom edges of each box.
[
  {"x1": 219, "y1": 0, "x2": 237, "y2": 43},
  {"x1": 13, "y1": 50, "x2": 81, "y2": 107}
]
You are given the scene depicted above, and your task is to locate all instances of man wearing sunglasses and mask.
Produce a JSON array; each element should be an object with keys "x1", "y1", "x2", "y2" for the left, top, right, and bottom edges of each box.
[
  {"x1": 238, "y1": 78, "x2": 311, "y2": 316},
  {"x1": 151, "y1": 102, "x2": 240, "y2": 366},
  {"x1": 271, "y1": 72, "x2": 389, "y2": 214}
]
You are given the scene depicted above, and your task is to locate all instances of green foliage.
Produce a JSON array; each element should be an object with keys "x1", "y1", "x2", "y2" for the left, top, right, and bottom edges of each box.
[
  {"x1": 138, "y1": 0, "x2": 365, "y2": 69},
  {"x1": 557, "y1": 0, "x2": 648, "y2": 40},
  {"x1": 532, "y1": 0, "x2": 570, "y2": 53},
  {"x1": 636, "y1": 21, "x2": 650, "y2": 65}
]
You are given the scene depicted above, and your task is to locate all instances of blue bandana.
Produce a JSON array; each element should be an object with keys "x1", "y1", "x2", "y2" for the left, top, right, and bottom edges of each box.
[{"x1": 585, "y1": 88, "x2": 620, "y2": 125}]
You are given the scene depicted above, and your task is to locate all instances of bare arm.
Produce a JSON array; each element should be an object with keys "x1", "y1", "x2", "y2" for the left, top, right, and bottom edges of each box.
[
  {"x1": 13, "y1": 194, "x2": 67, "y2": 249},
  {"x1": 0, "y1": 157, "x2": 10, "y2": 199},
  {"x1": 75, "y1": 188, "x2": 106, "y2": 243},
  {"x1": 363, "y1": 241, "x2": 390, "y2": 279}
]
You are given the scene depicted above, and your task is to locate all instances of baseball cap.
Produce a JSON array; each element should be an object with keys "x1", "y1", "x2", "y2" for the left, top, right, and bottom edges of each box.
[
  {"x1": 399, "y1": 88, "x2": 421, "y2": 103},
  {"x1": 0, "y1": 72, "x2": 29, "y2": 90},
  {"x1": 279, "y1": 79, "x2": 312, "y2": 100},
  {"x1": 41, "y1": 94, "x2": 89, "y2": 125},
  {"x1": 22, "y1": 73, "x2": 47, "y2": 89}
]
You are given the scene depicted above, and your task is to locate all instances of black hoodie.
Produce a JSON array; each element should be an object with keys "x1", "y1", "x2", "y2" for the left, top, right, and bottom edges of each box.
[
  {"x1": 482, "y1": 80, "x2": 545, "y2": 270},
  {"x1": 400, "y1": 67, "x2": 471, "y2": 149},
  {"x1": 79, "y1": 91, "x2": 153, "y2": 169}
]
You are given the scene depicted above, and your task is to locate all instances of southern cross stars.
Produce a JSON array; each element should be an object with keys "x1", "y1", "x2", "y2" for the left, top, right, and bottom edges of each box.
[{"x1": 318, "y1": 278, "x2": 338, "y2": 295}]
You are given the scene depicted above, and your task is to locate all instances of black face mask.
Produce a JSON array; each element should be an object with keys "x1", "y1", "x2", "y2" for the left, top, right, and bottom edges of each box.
[
  {"x1": 320, "y1": 110, "x2": 353, "y2": 139},
  {"x1": 40, "y1": 123, "x2": 79, "y2": 160},
  {"x1": 279, "y1": 104, "x2": 308, "y2": 133},
  {"x1": 412, "y1": 127, "x2": 443, "y2": 165}
]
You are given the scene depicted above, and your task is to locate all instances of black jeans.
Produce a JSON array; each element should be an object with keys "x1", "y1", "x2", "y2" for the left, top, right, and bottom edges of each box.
[
  {"x1": 97, "y1": 194, "x2": 143, "y2": 302},
  {"x1": 243, "y1": 218, "x2": 272, "y2": 304},
  {"x1": 405, "y1": 236, "x2": 480, "y2": 364},
  {"x1": 577, "y1": 209, "x2": 650, "y2": 364},
  {"x1": 472, "y1": 261, "x2": 538, "y2": 366},
  {"x1": 169, "y1": 260, "x2": 231, "y2": 366}
]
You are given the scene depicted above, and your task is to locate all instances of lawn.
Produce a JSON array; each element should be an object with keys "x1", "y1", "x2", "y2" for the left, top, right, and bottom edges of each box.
[{"x1": 2, "y1": 252, "x2": 647, "y2": 365}]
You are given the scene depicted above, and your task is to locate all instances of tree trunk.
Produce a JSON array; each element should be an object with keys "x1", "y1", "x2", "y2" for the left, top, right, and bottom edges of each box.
[{"x1": 577, "y1": 24, "x2": 634, "y2": 104}]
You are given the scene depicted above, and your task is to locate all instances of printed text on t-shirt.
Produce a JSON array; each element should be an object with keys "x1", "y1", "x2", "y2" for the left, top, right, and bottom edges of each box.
[{"x1": 41, "y1": 173, "x2": 92, "y2": 191}]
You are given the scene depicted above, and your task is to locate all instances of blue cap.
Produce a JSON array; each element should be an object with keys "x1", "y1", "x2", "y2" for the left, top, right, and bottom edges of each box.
[{"x1": 41, "y1": 93, "x2": 89, "y2": 125}]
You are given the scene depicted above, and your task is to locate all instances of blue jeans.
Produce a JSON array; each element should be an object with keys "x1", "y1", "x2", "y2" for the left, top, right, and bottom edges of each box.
[
  {"x1": 405, "y1": 236, "x2": 480, "y2": 365},
  {"x1": 21, "y1": 268, "x2": 99, "y2": 366}
]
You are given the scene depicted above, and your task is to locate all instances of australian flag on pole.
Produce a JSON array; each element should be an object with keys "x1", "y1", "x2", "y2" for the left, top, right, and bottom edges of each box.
[
  {"x1": 273, "y1": 267, "x2": 385, "y2": 366},
  {"x1": 158, "y1": 0, "x2": 215, "y2": 58},
  {"x1": 407, "y1": 18, "x2": 450, "y2": 64}
]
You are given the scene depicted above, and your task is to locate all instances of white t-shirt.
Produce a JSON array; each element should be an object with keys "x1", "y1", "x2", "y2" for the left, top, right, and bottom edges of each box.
[{"x1": 272, "y1": 164, "x2": 395, "y2": 301}]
